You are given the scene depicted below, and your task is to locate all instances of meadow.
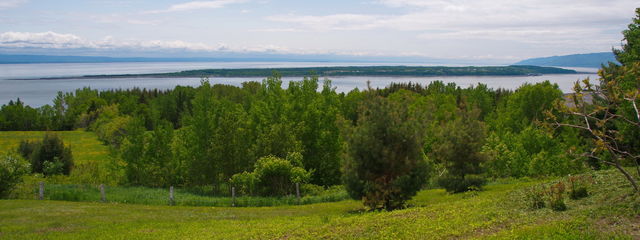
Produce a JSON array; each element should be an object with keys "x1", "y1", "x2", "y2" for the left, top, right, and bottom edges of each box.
[
  {"x1": 0, "y1": 169, "x2": 638, "y2": 239},
  {"x1": 0, "y1": 131, "x2": 117, "y2": 185}
]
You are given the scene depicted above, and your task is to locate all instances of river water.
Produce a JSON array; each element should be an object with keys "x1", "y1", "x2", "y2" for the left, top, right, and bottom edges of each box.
[{"x1": 0, "y1": 62, "x2": 599, "y2": 107}]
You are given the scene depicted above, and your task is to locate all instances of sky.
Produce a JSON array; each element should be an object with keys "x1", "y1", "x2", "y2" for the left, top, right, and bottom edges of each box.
[{"x1": 0, "y1": 0, "x2": 637, "y2": 63}]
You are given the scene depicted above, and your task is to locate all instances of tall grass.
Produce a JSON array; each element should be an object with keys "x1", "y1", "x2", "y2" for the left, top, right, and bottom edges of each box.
[{"x1": 17, "y1": 183, "x2": 350, "y2": 207}]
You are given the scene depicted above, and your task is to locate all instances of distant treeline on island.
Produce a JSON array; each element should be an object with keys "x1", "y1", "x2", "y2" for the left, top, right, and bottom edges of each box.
[{"x1": 36, "y1": 65, "x2": 577, "y2": 80}]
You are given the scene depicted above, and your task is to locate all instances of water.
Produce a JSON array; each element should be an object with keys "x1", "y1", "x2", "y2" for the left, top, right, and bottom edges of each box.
[{"x1": 0, "y1": 62, "x2": 599, "y2": 107}]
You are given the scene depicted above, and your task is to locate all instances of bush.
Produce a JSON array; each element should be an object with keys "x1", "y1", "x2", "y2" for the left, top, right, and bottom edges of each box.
[
  {"x1": 524, "y1": 185, "x2": 546, "y2": 209},
  {"x1": 568, "y1": 175, "x2": 592, "y2": 200},
  {"x1": 0, "y1": 153, "x2": 30, "y2": 197},
  {"x1": 548, "y1": 182, "x2": 567, "y2": 211},
  {"x1": 437, "y1": 174, "x2": 487, "y2": 193},
  {"x1": 230, "y1": 171, "x2": 258, "y2": 196},
  {"x1": 18, "y1": 133, "x2": 74, "y2": 176},
  {"x1": 231, "y1": 154, "x2": 311, "y2": 196}
]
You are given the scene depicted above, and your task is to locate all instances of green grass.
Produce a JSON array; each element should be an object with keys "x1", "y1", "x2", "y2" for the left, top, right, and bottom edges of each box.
[
  {"x1": 0, "y1": 131, "x2": 120, "y2": 185},
  {"x1": 11, "y1": 182, "x2": 350, "y2": 207},
  {"x1": 1, "y1": 169, "x2": 637, "y2": 239}
]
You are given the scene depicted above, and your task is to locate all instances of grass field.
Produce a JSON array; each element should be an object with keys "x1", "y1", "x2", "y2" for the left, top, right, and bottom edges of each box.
[
  {"x1": 0, "y1": 131, "x2": 119, "y2": 185},
  {"x1": 1, "y1": 169, "x2": 638, "y2": 239}
]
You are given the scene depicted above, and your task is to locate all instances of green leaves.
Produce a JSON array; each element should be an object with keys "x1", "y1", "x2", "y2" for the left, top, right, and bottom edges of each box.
[{"x1": 343, "y1": 95, "x2": 430, "y2": 210}]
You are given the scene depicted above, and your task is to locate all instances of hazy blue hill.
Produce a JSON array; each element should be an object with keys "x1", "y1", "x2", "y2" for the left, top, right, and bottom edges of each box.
[
  {"x1": 0, "y1": 54, "x2": 303, "y2": 64},
  {"x1": 514, "y1": 52, "x2": 617, "y2": 68}
]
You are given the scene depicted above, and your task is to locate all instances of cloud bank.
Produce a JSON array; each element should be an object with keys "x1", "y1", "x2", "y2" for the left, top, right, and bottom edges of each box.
[
  {"x1": 266, "y1": 0, "x2": 634, "y2": 48},
  {"x1": 0, "y1": 0, "x2": 27, "y2": 10},
  {"x1": 145, "y1": 0, "x2": 247, "y2": 14}
]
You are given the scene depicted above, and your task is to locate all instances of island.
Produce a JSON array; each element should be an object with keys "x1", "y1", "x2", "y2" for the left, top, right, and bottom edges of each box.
[{"x1": 28, "y1": 65, "x2": 577, "y2": 80}]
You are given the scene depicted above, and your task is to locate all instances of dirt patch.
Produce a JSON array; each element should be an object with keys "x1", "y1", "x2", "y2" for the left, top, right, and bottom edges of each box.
[{"x1": 594, "y1": 215, "x2": 640, "y2": 238}]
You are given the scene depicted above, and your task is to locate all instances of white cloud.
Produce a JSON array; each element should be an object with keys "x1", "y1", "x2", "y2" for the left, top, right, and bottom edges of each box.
[
  {"x1": 0, "y1": 31, "x2": 89, "y2": 49},
  {"x1": 0, "y1": 31, "x2": 312, "y2": 54},
  {"x1": 0, "y1": 31, "x2": 227, "y2": 51},
  {"x1": 0, "y1": 0, "x2": 27, "y2": 10},
  {"x1": 266, "y1": 14, "x2": 382, "y2": 31},
  {"x1": 144, "y1": 0, "x2": 247, "y2": 14},
  {"x1": 262, "y1": 0, "x2": 636, "y2": 55}
]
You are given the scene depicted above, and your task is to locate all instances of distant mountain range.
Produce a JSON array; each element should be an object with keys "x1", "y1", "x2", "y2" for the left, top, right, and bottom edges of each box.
[
  {"x1": 514, "y1": 52, "x2": 618, "y2": 68},
  {"x1": 0, "y1": 54, "x2": 336, "y2": 64}
]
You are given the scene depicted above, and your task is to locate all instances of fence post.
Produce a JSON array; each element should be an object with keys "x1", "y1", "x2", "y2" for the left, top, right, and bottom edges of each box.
[
  {"x1": 296, "y1": 182, "x2": 300, "y2": 205},
  {"x1": 99, "y1": 184, "x2": 106, "y2": 203},
  {"x1": 169, "y1": 186, "x2": 175, "y2": 206},
  {"x1": 232, "y1": 186, "x2": 236, "y2": 207},
  {"x1": 38, "y1": 182, "x2": 44, "y2": 200}
]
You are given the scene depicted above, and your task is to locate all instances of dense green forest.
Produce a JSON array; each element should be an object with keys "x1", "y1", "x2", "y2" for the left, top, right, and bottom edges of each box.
[{"x1": 32, "y1": 65, "x2": 577, "y2": 79}]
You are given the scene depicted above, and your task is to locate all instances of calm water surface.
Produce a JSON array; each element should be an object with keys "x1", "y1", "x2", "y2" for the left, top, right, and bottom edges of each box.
[{"x1": 0, "y1": 62, "x2": 599, "y2": 107}]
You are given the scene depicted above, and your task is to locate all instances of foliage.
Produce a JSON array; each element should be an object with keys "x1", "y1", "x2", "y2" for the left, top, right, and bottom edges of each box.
[
  {"x1": 90, "y1": 104, "x2": 132, "y2": 147},
  {"x1": 0, "y1": 153, "x2": 30, "y2": 197},
  {"x1": 548, "y1": 182, "x2": 567, "y2": 211},
  {"x1": 229, "y1": 171, "x2": 258, "y2": 196},
  {"x1": 613, "y1": 8, "x2": 640, "y2": 65},
  {"x1": 482, "y1": 126, "x2": 583, "y2": 178},
  {"x1": 568, "y1": 175, "x2": 593, "y2": 200},
  {"x1": 18, "y1": 132, "x2": 73, "y2": 176},
  {"x1": 0, "y1": 98, "x2": 54, "y2": 131},
  {"x1": 232, "y1": 154, "x2": 311, "y2": 196},
  {"x1": 437, "y1": 174, "x2": 487, "y2": 194},
  {"x1": 343, "y1": 94, "x2": 431, "y2": 210},
  {"x1": 524, "y1": 185, "x2": 547, "y2": 209},
  {"x1": 489, "y1": 81, "x2": 563, "y2": 133},
  {"x1": 119, "y1": 119, "x2": 177, "y2": 187},
  {"x1": 430, "y1": 107, "x2": 487, "y2": 192}
]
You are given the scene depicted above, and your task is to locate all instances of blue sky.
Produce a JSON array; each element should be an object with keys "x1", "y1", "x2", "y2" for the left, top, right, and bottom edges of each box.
[{"x1": 0, "y1": 0, "x2": 637, "y2": 63}]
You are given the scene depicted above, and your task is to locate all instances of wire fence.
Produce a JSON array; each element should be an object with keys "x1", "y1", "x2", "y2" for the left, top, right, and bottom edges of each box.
[{"x1": 29, "y1": 182, "x2": 349, "y2": 207}]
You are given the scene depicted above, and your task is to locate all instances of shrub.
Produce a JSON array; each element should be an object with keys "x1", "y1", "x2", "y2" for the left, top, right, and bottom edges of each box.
[
  {"x1": 437, "y1": 174, "x2": 487, "y2": 193},
  {"x1": 548, "y1": 182, "x2": 567, "y2": 211},
  {"x1": 17, "y1": 140, "x2": 38, "y2": 160},
  {"x1": 230, "y1": 171, "x2": 258, "y2": 196},
  {"x1": 568, "y1": 175, "x2": 592, "y2": 200},
  {"x1": 300, "y1": 183, "x2": 324, "y2": 196},
  {"x1": 524, "y1": 185, "x2": 547, "y2": 209},
  {"x1": 231, "y1": 154, "x2": 311, "y2": 196},
  {"x1": 0, "y1": 153, "x2": 30, "y2": 197},
  {"x1": 19, "y1": 133, "x2": 74, "y2": 176}
]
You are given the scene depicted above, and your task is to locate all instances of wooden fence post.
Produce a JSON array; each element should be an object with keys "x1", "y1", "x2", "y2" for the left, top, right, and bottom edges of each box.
[
  {"x1": 232, "y1": 186, "x2": 236, "y2": 207},
  {"x1": 99, "y1": 184, "x2": 106, "y2": 203},
  {"x1": 38, "y1": 182, "x2": 44, "y2": 200},
  {"x1": 296, "y1": 182, "x2": 300, "y2": 205},
  {"x1": 169, "y1": 186, "x2": 175, "y2": 206}
]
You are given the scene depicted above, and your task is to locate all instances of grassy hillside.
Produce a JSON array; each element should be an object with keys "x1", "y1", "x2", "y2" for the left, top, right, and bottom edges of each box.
[
  {"x1": 0, "y1": 131, "x2": 118, "y2": 185},
  {"x1": 0, "y1": 169, "x2": 637, "y2": 239}
]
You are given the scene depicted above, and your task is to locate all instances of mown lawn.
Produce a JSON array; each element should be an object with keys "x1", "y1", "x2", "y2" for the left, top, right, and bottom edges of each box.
[
  {"x1": 1, "y1": 169, "x2": 638, "y2": 239},
  {"x1": 0, "y1": 131, "x2": 119, "y2": 185}
]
